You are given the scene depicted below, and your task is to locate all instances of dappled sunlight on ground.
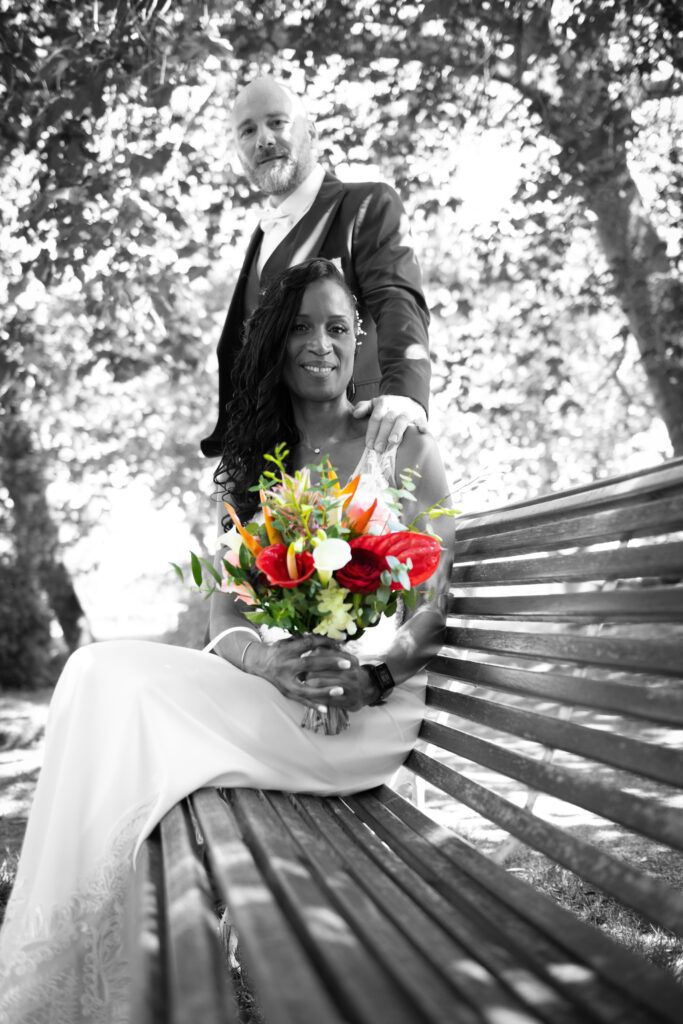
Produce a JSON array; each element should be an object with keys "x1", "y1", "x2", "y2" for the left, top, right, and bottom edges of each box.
[{"x1": 0, "y1": 689, "x2": 51, "y2": 859}]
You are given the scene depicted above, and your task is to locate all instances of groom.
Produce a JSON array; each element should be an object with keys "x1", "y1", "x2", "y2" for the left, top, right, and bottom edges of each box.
[{"x1": 200, "y1": 76, "x2": 431, "y2": 459}]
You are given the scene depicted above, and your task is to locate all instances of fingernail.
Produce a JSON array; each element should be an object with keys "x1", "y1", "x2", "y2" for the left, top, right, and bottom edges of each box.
[{"x1": 316, "y1": 704, "x2": 328, "y2": 714}]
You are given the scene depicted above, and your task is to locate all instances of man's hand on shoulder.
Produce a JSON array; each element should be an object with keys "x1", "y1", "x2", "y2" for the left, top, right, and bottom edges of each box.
[{"x1": 352, "y1": 395, "x2": 427, "y2": 453}]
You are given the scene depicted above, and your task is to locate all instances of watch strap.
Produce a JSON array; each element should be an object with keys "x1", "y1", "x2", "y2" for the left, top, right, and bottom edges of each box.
[{"x1": 367, "y1": 662, "x2": 396, "y2": 706}]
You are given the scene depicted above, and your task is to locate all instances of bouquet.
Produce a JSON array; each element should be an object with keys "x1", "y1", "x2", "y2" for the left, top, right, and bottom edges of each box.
[{"x1": 174, "y1": 444, "x2": 456, "y2": 734}]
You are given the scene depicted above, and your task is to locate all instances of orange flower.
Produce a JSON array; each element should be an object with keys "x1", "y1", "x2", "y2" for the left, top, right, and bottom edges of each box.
[
  {"x1": 327, "y1": 464, "x2": 361, "y2": 510},
  {"x1": 339, "y1": 474, "x2": 360, "y2": 510},
  {"x1": 346, "y1": 498, "x2": 378, "y2": 535},
  {"x1": 260, "y1": 491, "x2": 284, "y2": 545},
  {"x1": 223, "y1": 502, "x2": 263, "y2": 557}
]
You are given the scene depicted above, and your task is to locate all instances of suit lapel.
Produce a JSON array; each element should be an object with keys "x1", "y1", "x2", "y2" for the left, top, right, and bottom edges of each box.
[
  {"x1": 261, "y1": 173, "x2": 345, "y2": 283},
  {"x1": 239, "y1": 225, "x2": 263, "y2": 284}
]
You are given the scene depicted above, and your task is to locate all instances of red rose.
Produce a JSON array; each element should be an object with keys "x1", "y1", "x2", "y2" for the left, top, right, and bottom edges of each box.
[
  {"x1": 334, "y1": 542, "x2": 387, "y2": 594},
  {"x1": 343, "y1": 532, "x2": 441, "y2": 591},
  {"x1": 255, "y1": 545, "x2": 315, "y2": 588}
]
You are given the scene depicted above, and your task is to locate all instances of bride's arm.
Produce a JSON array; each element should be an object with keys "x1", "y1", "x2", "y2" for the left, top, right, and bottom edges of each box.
[{"x1": 380, "y1": 429, "x2": 455, "y2": 682}]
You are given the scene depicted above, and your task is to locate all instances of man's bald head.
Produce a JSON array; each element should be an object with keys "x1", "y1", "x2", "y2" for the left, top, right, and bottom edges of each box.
[
  {"x1": 232, "y1": 77, "x2": 309, "y2": 125},
  {"x1": 231, "y1": 77, "x2": 317, "y2": 201}
]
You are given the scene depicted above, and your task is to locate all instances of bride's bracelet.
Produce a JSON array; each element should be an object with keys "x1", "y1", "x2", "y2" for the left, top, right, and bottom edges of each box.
[
  {"x1": 241, "y1": 639, "x2": 258, "y2": 669},
  {"x1": 202, "y1": 626, "x2": 261, "y2": 658}
]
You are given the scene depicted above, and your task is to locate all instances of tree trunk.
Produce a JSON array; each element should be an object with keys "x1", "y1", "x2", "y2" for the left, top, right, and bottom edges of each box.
[
  {"x1": 509, "y1": 27, "x2": 683, "y2": 454},
  {"x1": 1, "y1": 396, "x2": 94, "y2": 653},
  {"x1": 584, "y1": 174, "x2": 683, "y2": 455}
]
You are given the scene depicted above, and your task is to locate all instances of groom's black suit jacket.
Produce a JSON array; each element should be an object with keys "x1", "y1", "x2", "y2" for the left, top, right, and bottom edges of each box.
[{"x1": 201, "y1": 171, "x2": 431, "y2": 457}]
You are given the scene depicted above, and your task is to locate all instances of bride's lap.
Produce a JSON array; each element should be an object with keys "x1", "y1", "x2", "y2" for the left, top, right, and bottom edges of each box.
[{"x1": 53, "y1": 639, "x2": 425, "y2": 797}]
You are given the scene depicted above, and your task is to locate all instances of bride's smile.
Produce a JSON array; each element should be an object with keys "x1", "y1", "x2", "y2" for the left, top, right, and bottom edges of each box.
[{"x1": 283, "y1": 277, "x2": 356, "y2": 402}]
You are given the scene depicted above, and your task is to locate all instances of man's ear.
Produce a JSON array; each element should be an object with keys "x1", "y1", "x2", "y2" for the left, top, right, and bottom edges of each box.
[{"x1": 307, "y1": 119, "x2": 318, "y2": 142}]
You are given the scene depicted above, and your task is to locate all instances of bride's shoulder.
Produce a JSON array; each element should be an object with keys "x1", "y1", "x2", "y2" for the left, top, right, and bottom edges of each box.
[{"x1": 395, "y1": 427, "x2": 443, "y2": 479}]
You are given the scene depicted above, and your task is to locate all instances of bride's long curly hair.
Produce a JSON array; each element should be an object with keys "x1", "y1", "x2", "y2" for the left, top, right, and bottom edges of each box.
[{"x1": 214, "y1": 258, "x2": 356, "y2": 522}]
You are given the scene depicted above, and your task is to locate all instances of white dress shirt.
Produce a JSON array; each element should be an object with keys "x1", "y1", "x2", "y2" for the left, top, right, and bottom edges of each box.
[{"x1": 257, "y1": 163, "x2": 326, "y2": 274}]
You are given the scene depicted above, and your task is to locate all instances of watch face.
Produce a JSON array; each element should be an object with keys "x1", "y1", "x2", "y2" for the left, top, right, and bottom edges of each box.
[{"x1": 374, "y1": 662, "x2": 395, "y2": 695}]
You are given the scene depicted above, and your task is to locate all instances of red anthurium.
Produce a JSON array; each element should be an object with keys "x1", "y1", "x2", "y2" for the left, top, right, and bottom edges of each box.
[
  {"x1": 256, "y1": 545, "x2": 315, "y2": 588},
  {"x1": 349, "y1": 532, "x2": 441, "y2": 590},
  {"x1": 334, "y1": 542, "x2": 387, "y2": 594}
]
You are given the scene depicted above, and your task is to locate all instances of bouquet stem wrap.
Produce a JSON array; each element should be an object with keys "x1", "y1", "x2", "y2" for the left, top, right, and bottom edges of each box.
[{"x1": 300, "y1": 705, "x2": 350, "y2": 735}]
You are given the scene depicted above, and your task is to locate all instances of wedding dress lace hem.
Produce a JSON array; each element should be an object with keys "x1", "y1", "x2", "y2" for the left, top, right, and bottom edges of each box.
[{"x1": 0, "y1": 803, "x2": 153, "y2": 1024}]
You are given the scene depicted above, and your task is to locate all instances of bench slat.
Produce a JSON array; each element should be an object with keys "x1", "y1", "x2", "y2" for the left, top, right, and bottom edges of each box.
[
  {"x1": 427, "y1": 656, "x2": 683, "y2": 725},
  {"x1": 191, "y1": 788, "x2": 348, "y2": 1024},
  {"x1": 451, "y1": 541, "x2": 683, "y2": 585},
  {"x1": 130, "y1": 835, "x2": 170, "y2": 1023},
  {"x1": 449, "y1": 587, "x2": 683, "y2": 620},
  {"x1": 301, "y1": 796, "x2": 563, "y2": 1024},
  {"x1": 405, "y1": 749, "x2": 683, "y2": 940},
  {"x1": 366, "y1": 786, "x2": 683, "y2": 1022},
  {"x1": 228, "y1": 788, "x2": 423, "y2": 1024},
  {"x1": 419, "y1": 720, "x2": 683, "y2": 852},
  {"x1": 447, "y1": 626, "x2": 683, "y2": 676},
  {"x1": 382, "y1": 786, "x2": 683, "y2": 1021},
  {"x1": 451, "y1": 495, "x2": 683, "y2": 558},
  {"x1": 453, "y1": 459, "x2": 683, "y2": 541},
  {"x1": 322, "y1": 798, "x2": 581, "y2": 1024},
  {"x1": 426, "y1": 687, "x2": 683, "y2": 786},
  {"x1": 159, "y1": 802, "x2": 237, "y2": 1024},
  {"x1": 348, "y1": 789, "x2": 673, "y2": 1024},
  {"x1": 265, "y1": 792, "x2": 483, "y2": 1024}
]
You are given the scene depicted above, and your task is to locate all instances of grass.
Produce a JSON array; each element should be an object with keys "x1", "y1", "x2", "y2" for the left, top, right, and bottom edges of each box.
[
  {"x1": 0, "y1": 850, "x2": 19, "y2": 929},
  {"x1": 509, "y1": 854, "x2": 683, "y2": 980}
]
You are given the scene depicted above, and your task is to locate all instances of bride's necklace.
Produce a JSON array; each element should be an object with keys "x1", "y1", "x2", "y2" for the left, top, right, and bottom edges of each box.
[{"x1": 299, "y1": 435, "x2": 360, "y2": 456}]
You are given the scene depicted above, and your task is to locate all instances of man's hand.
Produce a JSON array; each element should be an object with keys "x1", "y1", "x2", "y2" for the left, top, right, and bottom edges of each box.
[{"x1": 352, "y1": 395, "x2": 427, "y2": 453}]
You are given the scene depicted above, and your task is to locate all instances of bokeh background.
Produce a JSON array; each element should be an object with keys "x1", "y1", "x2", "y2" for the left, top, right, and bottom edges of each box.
[{"x1": 1, "y1": 0, "x2": 681, "y2": 688}]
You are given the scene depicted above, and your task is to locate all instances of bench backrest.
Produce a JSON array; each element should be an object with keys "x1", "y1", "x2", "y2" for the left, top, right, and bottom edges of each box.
[{"x1": 404, "y1": 456, "x2": 683, "y2": 945}]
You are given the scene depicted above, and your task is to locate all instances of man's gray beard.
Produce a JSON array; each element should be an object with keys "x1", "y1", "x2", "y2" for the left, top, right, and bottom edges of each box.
[{"x1": 254, "y1": 158, "x2": 305, "y2": 196}]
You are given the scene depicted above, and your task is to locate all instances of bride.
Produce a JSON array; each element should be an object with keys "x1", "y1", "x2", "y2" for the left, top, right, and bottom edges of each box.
[{"x1": 0, "y1": 258, "x2": 455, "y2": 1023}]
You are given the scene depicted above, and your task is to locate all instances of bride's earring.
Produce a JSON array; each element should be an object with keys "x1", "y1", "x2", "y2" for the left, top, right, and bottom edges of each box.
[{"x1": 347, "y1": 336, "x2": 361, "y2": 400}]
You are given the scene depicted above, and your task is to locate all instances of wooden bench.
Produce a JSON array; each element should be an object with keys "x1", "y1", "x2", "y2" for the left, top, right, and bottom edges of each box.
[{"x1": 132, "y1": 457, "x2": 683, "y2": 1024}]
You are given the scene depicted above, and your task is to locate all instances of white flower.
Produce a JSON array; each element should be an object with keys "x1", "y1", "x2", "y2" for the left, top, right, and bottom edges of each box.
[
  {"x1": 313, "y1": 538, "x2": 352, "y2": 585},
  {"x1": 217, "y1": 528, "x2": 243, "y2": 555},
  {"x1": 313, "y1": 583, "x2": 357, "y2": 640}
]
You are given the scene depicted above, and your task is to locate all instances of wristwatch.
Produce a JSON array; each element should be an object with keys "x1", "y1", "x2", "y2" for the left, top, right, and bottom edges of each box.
[{"x1": 366, "y1": 662, "x2": 396, "y2": 706}]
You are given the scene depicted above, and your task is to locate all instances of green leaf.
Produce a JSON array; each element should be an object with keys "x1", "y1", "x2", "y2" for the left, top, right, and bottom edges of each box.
[
  {"x1": 244, "y1": 610, "x2": 268, "y2": 625},
  {"x1": 223, "y1": 561, "x2": 246, "y2": 581},
  {"x1": 190, "y1": 551, "x2": 203, "y2": 588},
  {"x1": 169, "y1": 562, "x2": 184, "y2": 582},
  {"x1": 200, "y1": 558, "x2": 222, "y2": 585}
]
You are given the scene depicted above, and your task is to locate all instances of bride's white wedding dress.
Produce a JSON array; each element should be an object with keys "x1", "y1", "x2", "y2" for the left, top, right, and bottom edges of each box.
[{"x1": 0, "y1": 448, "x2": 426, "y2": 1024}]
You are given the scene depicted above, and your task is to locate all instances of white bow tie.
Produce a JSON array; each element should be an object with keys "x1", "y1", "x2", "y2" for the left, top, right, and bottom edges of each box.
[{"x1": 259, "y1": 207, "x2": 293, "y2": 232}]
